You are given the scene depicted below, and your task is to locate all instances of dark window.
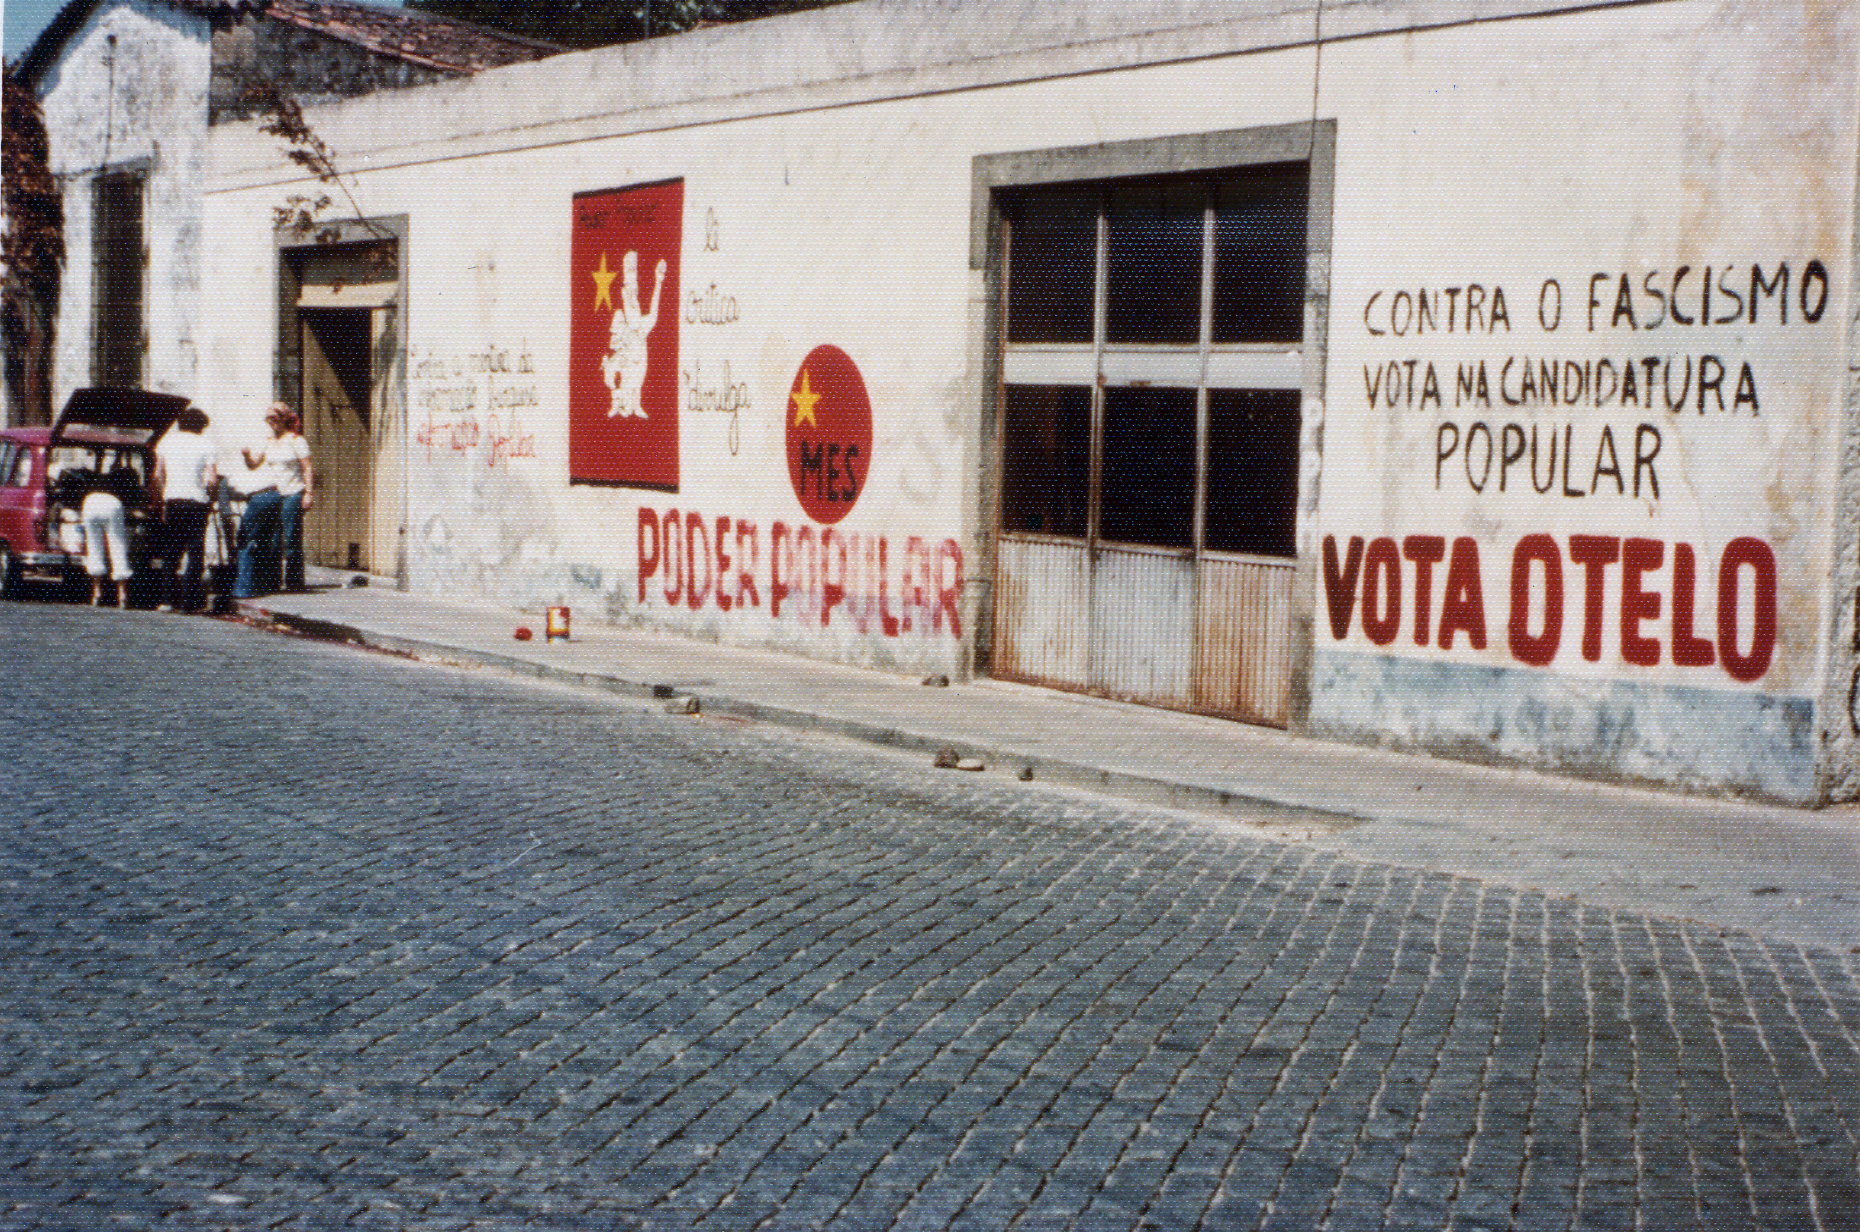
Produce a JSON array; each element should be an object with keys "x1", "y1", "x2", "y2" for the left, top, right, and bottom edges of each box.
[
  {"x1": 1000, "y1": 385, "x2": 1091, "y2": 537},
  {"x1": 1005, "y1": 191, "x2": 1095, "y2": 344},
  {"x1": 999, "y1": 161, "x2": 1309, "y2": 554},
  {"x1": 1106, "y1": 180, "x2": 1203, "y2": 344},
  {"x1": 1205, "y1": 389, "x2": 1301, "y2": 557},
  {"x1": 51, "y1": 444, "x2": 144, "y2": 487},
  {"x1": 1099, "y1": 387, "x2": 1196, "y2": 549},
  {"x1": 92, "y1": 172, "x2": 145, "y2": 387},
  {"x1": 1213, "y1": 165, "x2": 1307, "y2": 343}
]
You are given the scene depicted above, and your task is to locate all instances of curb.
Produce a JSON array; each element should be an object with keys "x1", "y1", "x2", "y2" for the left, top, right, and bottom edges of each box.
[{"x1": 253, "y1": 603, "x2": 1367, "y2": 830}]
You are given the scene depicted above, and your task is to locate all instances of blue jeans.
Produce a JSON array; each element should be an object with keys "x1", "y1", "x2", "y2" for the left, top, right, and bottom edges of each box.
[
  {"x1": 234, "y1": 491, "x2": 306, "y2": 598},
  {"x1": 278, "y1": 492, "x2": 304, "y2": 592},
  {"x1": 234, "y1": 490, "x2": 283, "y2": 598}
]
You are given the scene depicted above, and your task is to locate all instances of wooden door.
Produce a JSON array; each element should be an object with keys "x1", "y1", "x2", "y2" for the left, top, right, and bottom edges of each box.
[{"x1": 300, "y1": 308, "x2": 374, "y2": 572}]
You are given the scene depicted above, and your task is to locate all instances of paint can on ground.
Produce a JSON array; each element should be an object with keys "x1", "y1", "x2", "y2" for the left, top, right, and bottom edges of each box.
[{"x1": 546, "y1": 606, "x2": 570, "y2": 642}]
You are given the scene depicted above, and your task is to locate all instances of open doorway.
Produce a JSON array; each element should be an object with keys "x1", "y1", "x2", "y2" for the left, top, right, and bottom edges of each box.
[
  {"x1": 281, "y1": 230, "x2": 404, "y2": 582},
  {"x1": 300, "y1": 307, "x2": 378, "y2": 572}
]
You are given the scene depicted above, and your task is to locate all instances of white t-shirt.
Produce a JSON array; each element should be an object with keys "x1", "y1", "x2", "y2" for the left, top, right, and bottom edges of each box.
[
  {"x1": 156, "y1": 429, "x2": 219, "y2": 504},
  {"x1": 249, "y1": 432, "x2": 311, "y2": 497}
]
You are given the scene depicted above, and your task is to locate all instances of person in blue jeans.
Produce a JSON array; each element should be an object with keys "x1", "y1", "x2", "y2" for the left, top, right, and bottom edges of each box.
[{"x1": 233, "y1": 403, "x2": 314, "y2": 598}]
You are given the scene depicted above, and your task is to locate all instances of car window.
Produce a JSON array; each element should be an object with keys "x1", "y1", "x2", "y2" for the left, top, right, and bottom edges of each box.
[
  {"x1": 47, "y1": 445, "x2": 149, "y2": 493},
  {"x1": 4, "y1": 445, "x2": 33, "y2": 488},
  {"x1": 104, "y1": 449, "x2": 146, "y2": 483},
  {"x1": 50, "y1": 445, "x2": 100, "y2": 485}
]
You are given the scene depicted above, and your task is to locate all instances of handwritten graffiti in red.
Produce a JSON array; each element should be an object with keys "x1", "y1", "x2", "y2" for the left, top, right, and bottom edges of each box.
[{"x1": 415, "y1": 410, "x2": 537, "y2": 468}]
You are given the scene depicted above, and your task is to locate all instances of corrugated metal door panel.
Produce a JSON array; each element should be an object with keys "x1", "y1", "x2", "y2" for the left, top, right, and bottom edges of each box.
[
  {"x1": 1194, "y1": 556, "x2": 1295, "y2": 725},
  {"x1": 994, "y1": 535, "x2": 1090, "y2": 686},
  {"x1": 1091, "y1": 545, "x2": 1193, "y2": 704}
]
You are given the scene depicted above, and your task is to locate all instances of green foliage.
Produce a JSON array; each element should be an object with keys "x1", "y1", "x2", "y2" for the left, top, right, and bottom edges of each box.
[
  {"x1": 235, "y1": 75, "x2": 393, "y2": 250},
  {"x1": 3, "y1": 66, "x2": 63, "y2": 424},
  {"x1": 405, "y1": 0, "x2": 850, "y2": 48}
]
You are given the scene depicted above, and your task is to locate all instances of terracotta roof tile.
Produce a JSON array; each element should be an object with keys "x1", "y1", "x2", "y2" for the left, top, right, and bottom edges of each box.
[
  {"x1": 259, "y1": 0, "x2": 563, "y2": 74},
  {"x1": 19, "y1": 0, "x2": 557, "y2": 81}
]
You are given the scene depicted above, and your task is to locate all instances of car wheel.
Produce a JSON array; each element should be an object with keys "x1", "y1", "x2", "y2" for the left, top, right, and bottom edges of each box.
[{"x1": 0, "y1": 547, "x2": 20, "y2": 600}]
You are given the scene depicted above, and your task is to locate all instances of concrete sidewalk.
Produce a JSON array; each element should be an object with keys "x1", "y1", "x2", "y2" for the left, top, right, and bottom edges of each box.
[{"x1": 238, "y1": 572, "x2": 1860, "y2": 955}]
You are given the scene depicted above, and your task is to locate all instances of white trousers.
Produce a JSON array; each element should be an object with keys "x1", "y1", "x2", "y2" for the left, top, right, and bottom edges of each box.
[{"x1": 81, "y1": 491, "x2": 132, "y2": 581}]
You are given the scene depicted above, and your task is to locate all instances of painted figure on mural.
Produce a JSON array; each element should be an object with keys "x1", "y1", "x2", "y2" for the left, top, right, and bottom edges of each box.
[{"x1": 603, "y1": 250, "x2": 668, "y2": 419}]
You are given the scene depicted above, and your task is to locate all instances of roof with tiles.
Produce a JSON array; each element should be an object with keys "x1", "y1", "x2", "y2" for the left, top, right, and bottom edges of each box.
[
  {"x1": 259, "y1": 0, "x2": 562, "y2": 73},
  {"x1": 16, "y1": 0, "x2": 560, "y2": 81}
]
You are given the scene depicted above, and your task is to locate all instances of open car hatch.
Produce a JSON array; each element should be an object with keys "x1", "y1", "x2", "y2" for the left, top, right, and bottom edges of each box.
[{"x1": 50, "y1": 388, "x2": 189, "y2": 447}]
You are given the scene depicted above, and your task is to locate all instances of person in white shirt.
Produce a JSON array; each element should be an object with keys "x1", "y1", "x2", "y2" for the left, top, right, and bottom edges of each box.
[
  {"x1": 233, "y1": 403, "x2": 315, "y2": 598},
  {"x1": 153, "y1": 406, "x2": 220, "y2": 612}
]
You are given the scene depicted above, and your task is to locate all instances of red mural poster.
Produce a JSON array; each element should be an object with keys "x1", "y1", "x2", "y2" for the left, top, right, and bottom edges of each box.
[
  {"x1": 786, "y1": 345, "x2": 873, "y2": 525},
  {"x1": 570, "y1": 180, "x2": 682, "y2": 488}
]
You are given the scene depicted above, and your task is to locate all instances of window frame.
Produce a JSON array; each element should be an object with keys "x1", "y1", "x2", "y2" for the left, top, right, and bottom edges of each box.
[
  {"x1": 976, "y1": 123, "x2": 1333, "y2": 563},
  {"x1": 91, "y1": 168, "x2": 148, "y2": 388}
]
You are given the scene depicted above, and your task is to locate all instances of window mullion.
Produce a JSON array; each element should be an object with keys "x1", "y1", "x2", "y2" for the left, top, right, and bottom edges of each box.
[
  {"x1": 1088, "y1": 199, "x2": 1107, "y2": 552},
  {"x1": 997, "y1": 213, "x2": 1011, "y2": 537},
  {"x1": 1195, "y1": 189, "x2": 1215, "y2": 558}
]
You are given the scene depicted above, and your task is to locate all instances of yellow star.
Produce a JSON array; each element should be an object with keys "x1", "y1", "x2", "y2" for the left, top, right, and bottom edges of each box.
[
  {"x1": 791, "y1": 368, "x2": 821, "y2": 427},
  {"x1": 591, "y1": 253, "x2": 617, "y2": 310}
]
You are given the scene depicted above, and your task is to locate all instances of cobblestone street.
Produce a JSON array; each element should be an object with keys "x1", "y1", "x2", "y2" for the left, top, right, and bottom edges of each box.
[{"x1": 2, "y1": 604, "x2": 1857, "y2": 1230}]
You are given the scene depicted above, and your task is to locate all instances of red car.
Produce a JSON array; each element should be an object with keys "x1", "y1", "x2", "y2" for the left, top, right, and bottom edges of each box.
[{"x1": 0, "y1": 388, "x2": 189, "y2": 600}]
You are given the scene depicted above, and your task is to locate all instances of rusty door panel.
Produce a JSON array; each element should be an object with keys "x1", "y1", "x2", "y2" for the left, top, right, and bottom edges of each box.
[
  {"x1": 993, "y1": 536, "x2": 1294, "y2": 725},
  {"x1": 993, "y1": 535, "x2": 1090, "y2": 686},
  {"x1": 1090, "y1": 544, "x2": 1193, "y2": 705},
  {"x1": 1194, "y1": 555, "x2": 1295, "y2": 725}
]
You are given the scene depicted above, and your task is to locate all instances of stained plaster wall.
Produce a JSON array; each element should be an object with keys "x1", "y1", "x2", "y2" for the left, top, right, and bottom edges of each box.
[
  {"x1": 203, "y1": 0, "x2": 1860, "y2": 800},
  {"x1": 38, "y1": 0, "x2": 213, "y2": 406},
  {"x1": 1816, "y1": 127, "x2": 1860, "y2": 804},
  {"x1": 204, "y1": 2, "x2": 1339, "y2": 680},
  {"x1": 1304, "y1": 2, "x2": 1859, "y2": 804}
]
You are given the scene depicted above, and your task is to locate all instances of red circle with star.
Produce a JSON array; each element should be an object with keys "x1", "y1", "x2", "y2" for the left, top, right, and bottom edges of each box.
[{"x1": 785, "y1": 345, "x2": 872, "y2": 525}]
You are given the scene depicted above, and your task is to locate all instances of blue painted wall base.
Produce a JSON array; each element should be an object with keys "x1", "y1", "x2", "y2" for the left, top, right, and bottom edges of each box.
[{"x1": 1308, "y1": 649, "x2": 1819, "y2": 806}]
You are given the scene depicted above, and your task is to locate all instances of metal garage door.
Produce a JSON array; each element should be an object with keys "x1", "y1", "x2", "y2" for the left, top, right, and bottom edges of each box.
[{"x1": 992, "y1": 165, "x2": 1307, "y2": 725}]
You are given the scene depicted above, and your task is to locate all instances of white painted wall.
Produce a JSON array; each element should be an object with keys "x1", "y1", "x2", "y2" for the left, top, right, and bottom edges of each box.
[
  {"x1": 1307, "y1": 3, "x2": 1858, "y2": 802},
  {"x1": 201, "y1": 0, "x2": 1860, "y2": 800},
  {"x1": 39, "y1": 0, "x2": 212, "y2": 407}
]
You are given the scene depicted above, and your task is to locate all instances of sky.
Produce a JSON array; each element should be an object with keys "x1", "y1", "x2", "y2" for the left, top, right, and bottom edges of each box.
[
  {"x1": 5, "y1": 0, "x2": 406, "y2": 66},
  {"x1": 5, "y1": 0, "x2": 76, "y2": 64}
]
